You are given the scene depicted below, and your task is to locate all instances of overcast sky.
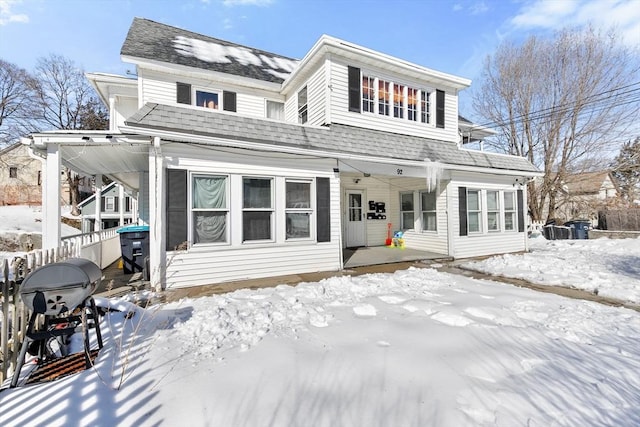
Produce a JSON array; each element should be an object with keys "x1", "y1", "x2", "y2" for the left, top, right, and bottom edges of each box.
[{"x1": 1, "y1": 0, "x2": 639, "y2": 115}]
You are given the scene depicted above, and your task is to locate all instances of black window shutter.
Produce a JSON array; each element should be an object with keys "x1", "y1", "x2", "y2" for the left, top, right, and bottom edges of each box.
[
  {"x1": 100, "y1": 197, "x2": 105, "y2": 213},
  {"x1": 458, "y1": 187, "x2": 468, "y2": 236},
  {"x1": 316, "y1": 177, "x2": 331, "y2": 242},
  {"x1": 167, "y1": 169, "x2": 188, "y2": 250},
  {"x1": 517, "y1": 189, "x2": 525, "y2": 232},
  {"x1": 114, "y1": 196, "x2": 119, "y2": 212},
  {"x1": 223, "y1": 91, "x2": 237, "y2": 112},
  {"x1": 348, "y1": 66, "x2": 361, "y2": 113},
  {"x1": 177, "y1": 82, "x2": 191, "y2": 105},
  {"x1": 436, "y1": 89, "x2": 445, "y2": 128}
]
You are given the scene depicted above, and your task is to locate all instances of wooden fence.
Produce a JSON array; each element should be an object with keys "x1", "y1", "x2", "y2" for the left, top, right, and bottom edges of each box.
[
  {"x1": 598, "y1": 209, "x2": 640, "y2": 231},
  {"x1": 0, "y1": 228, "x2": 120, "y2": 384}
]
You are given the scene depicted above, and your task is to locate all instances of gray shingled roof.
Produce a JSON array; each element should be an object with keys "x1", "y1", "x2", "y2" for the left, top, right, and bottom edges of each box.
[
  {"x1": 121, "y1": 18, "x2": 298, "y2": 84},
  {"x1": 125, "y1": 103, "x2": 539, "y2": 174}
]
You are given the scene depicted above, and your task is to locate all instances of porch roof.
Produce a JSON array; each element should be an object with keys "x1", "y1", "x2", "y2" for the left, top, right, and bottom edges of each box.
[{"x1": 125, "y1": 103, "x2": 540, "y2": 175}]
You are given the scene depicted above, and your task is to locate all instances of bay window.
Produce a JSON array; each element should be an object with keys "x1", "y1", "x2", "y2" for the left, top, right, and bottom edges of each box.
[
  {"x1": 243, "y1": 177, "x2": 273, "y2": 241},
  {"x1": 192, "y1": 175, "x2": 228, "y2": 244}
]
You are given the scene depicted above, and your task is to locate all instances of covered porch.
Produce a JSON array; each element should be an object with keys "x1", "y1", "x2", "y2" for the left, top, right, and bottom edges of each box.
[{"x1": 343, "y1": 246, "x2": 451, "y2": 268}]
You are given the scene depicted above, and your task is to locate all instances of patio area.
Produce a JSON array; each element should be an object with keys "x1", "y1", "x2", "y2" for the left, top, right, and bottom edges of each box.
[{"x1": 343, "y1": 245, "x2": 450, "y2": 268}]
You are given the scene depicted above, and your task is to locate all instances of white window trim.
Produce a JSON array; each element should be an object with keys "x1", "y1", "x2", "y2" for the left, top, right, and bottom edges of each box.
[
  {"x1": 419, "y1": 190, "x2": 437, "y2": 232},
  {"x1": 467, "y1": 189, "x2": 483, "y2": 234},
  {"x1": 400, "y1": 191, "x2": 415, "y2": 230},
  {"x1": 486, "y1": 190, "x2": 501, "y2": 232},
  {"x1": 265, "y1": 99, "x2": 285, "y2": 121},
  {"x1": 193, "y1": 86, "x2": 222, "y2": 110},
  {"x1": 242, "y1": 176, "x2": 275, "y2": 244},
  {"x1": 285, "y1": 178, "x2": 315, "y2": 241},
  {"x1": 189, "y1": 172, "x2": 230, "y2": 246},
  {"x1": 503, "y1": 191, "x2": 517, "y2": 232}
]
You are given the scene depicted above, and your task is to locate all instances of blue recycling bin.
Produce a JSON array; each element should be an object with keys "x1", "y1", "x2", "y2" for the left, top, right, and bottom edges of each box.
[
  {"x1": 564, "y1": 220, "x2": 590, "y2": 239},
  {"x1": 117, "y1": 225, "x2": 150, "y2": 274}
]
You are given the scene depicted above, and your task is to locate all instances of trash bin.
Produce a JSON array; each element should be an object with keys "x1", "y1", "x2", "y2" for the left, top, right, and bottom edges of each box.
[
  {"x1": 543, "y1": 224, "x2": 555, "y2": 240},
  {"x1": 564, "y1": 220, "x2": 590, "y2": 239},
  {"x1": 117, "y1": 225, "x2": 150, "y2": 274}
]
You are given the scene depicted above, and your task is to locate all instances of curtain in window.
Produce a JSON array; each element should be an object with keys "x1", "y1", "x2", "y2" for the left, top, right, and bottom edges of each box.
[
  {"x1": 267, "y1": 101, "x2": 284, "y2": 120},
  {"x1": 194, "y1": 212, "x2": 226, "y2": 243},
  {"x1": 193, "y1": 176, "x2": 226, "y2": 209}
]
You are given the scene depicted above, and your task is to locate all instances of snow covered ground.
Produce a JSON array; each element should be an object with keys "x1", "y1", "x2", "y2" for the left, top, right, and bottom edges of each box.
[{"x1": 1, "y1": 237, "x2": 640, "y2": 426}]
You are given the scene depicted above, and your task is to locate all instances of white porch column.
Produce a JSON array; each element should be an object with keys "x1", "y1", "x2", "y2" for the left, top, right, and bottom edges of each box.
[
  {"x1": 94, "y1": 175, "x2": 103, "y2": 232},
  {"x1": 43, "y1": 144, "x2": 61, "y2": 249},
  {"x1": 148, "y1": 137, "x2": 166, "y2": 291},
  {"x1": 118, "y1": 184, "x2": 125, "y2": 226}
]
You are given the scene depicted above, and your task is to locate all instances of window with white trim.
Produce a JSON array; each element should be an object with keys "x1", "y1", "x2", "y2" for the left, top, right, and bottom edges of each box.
[
  {"x1": 243, "y1": 177, "x2": 273, "y2": 241},
  {"x1": 421, "y1": 91, "x2": 430, "y2": 123},
  {"x1": 420, "y1": 190, "x2": 437, "y2": 231},
  {"x1": 504, "y1": 192, "x2": 516, "y2": 231},
  {"x1": 467, "y1": 189, "x2": 482, "y2": 233},
  {"x1": 266, "y1": 100, "x2": 284, "y2": 120},
  {"x1": 362, "y1": 75, "x2": 375, "y2": 113},
  {"x1": 196, "y1": 90, "x2": 219, "y2": 109},
  {"x1": 298, "y1": 86, "x2": 308, "y2": 124},
  {"x1": 378, "y1": 79, "x2": 390, "y2": 116},
  {"x1": 104, "y1": 196, "x2": 115, "y2": 212},
  {"x1": 393, "y1": 84, "x2": 404, "y2": 118},
  {"x1": 487, "y1": 190, "x2": 500, "y2": 232},
  {"x1": 192, "y1": 174, "x2": 228, "y2": 244},
  {"x1": 400, "y1": 192, "x2": 415, "y2": 230},
  {"x1": 408, "y1": 87, "x2": 418, "y2": 121},
  {"x1": 286, "y1": 180, "x2": 312, "y2": 239}
]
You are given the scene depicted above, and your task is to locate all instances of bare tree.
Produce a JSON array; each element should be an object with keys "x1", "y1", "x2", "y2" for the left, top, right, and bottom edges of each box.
[
  {"x1": 612, "y1": 137, "x2": 640, "y2": 204},
  {"x1": 32, "y1": 55, "x2": 108, "y2": 214},
  {"x1": 473, "y1": 26, "x2": 640, "y2": 221},
  {"x1": 0, "y1": 59, "x2": 41, "y2": 147}
]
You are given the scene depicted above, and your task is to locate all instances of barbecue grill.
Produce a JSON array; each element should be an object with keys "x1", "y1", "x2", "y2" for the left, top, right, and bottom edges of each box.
[{"x1": 10, "y1": 258, "x2": 104, "y2": 388}]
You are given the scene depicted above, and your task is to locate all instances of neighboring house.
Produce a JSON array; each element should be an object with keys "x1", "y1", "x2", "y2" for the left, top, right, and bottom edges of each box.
[
  {"x1": 557, "y1": 171, "x2": 619, "y2": 222},
  {"x1": 78, "y1": 181, "x2": 137, "y2": 233},
  {"x1": 23, "y1": 18, "x2": 541, "y2": 289},
  {"x1": 0, "y1": 142, "x2": 42, "y2": 205}
]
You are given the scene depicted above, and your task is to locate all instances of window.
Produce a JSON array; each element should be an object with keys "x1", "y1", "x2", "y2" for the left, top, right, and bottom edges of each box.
[
  {"x1": 420, "y1": 190, "x2": 437, "y2": 231},
  {"x1": 393, "y1": 84, "x2": 404, "y2": 118},
  {"x1": 192, "y1": 175, "x2": 228, "y2": 244},
  {"x1": 400, "y1": 192, "x2": 414, "y2": 230},
  {"x1": 421, "y1": 91, "x2": 430, "y2": 123},
  {"x1": 362, "y1": 75, "x2": 375, "y2": 113},
  {"x1": 298, "y1": 86, "x2": 308, "y2": 124},
  {"x1": 487, "y1": 191, "x2": 500, "y2": 231},
  {"x1": 266, "y1": 100, "x2": 284, "y2": 120},
  {"x1": 9, "y1": 167, "x2": 17, "y2": 179},
  {"x1": 125, "y1": 196, "x2": 132, "y2": 213},
  {"x1": 105, "y1": 196, "x2": 115, "y2": 212},
  {"x1": 408, "y1": 88, "x2": 418, "y2": 121},
  {"x1": 37, "y1": 170, "x2": 41, "y2": 186},
  {"x1": 504, "y1": 192, "x2": 516, "y2": 231},
  {"x1": 286, "y1": 180, "x2": 312, "y2": 239},
  {"x1": 378, "y1": 80, "x2": 390, "y2": 116},
  {"x1": 196, "y1": 90, "x2": 219, "y2": 109},
  {"x1": 467, "y1": 189, "x2": 481, "y2": 233},
  {"x1": 243, "y1": 177, "x2": 273, "y2": 241}
]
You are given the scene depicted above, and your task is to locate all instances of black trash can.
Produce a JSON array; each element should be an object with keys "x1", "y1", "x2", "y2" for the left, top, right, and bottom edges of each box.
[
  {"x1": 564, "y1": 220, "x2": 590, "y2": 239},
  {"x1": 117, "y1": 225, "x2": 150, "y2": 274}
]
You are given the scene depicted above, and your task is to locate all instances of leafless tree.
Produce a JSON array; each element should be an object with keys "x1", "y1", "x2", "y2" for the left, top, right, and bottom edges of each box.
[
  {"x1": 0, "y1": 59, "x2": 40, "y2": 147},
  {"x1": 473, "y1": 26, "x2": 640, "y2": 221}
]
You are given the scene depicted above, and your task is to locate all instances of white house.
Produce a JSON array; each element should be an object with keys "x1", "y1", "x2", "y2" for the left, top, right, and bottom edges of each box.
[
  {"x1": 78, "y1": 181, "x2": 137, "y2": 233},
  {"x1": 22, "y1": 18, "x2": 541, "y2": 289}
]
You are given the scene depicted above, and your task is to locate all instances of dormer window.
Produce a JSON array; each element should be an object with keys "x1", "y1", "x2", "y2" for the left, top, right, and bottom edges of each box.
[
  {"x1": 176, "y1": 82, "x2": 236, "y2": 112},
  {"x1": 197, "y1": 90, "x2": 219, "y2": 109},
  {"x1": 421, "y1": 91, "x2": 430, "y2": 124},
  {"x1": 378, "y1": 80, "x2": 390, "y2": 116},
  {"x1": 298, "y1": 86, "x2": 308, "y2": 124},
  {"x1": 408, "y1": 88, "x2": 418, "y2": 122},
  {"x1": 362, "y1": 76, "x2": 375, "y2": 113},
  {"x1": 393, "y1": 84, "x2": 404, "y2": 119}
]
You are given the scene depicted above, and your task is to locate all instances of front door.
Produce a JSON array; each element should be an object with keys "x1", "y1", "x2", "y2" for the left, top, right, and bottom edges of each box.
[{"x1": 345, "y1": 190, "x2": 366, "y2": 247}]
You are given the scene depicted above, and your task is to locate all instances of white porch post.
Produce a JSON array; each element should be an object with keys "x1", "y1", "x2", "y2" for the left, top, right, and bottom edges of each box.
[
  {"x1": 118, "y1": 184, "x2": 125, "y2": 226},
  {"x1": 148, "y1": 137, "x2": 166, "y2": 291},
  {"x1": 43, "y1": 144, "x2": 61, "y2": 249},
  {"x1": 95, "y1": 174, "x2": 102, "y2": 232}
]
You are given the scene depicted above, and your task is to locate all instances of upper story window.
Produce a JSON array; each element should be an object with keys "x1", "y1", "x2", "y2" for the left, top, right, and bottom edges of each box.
[
  {"x1": 408, "y1": 88, "x2": 418, "y2": 122},
  {"x1": 105, "y1": 196, "x2": 116, "y2": 212},
  {"x1": 298, "y1": 86, "x2": 308, "y2": 124},
  {"x1": 421, "y1": 91, "x2": 430, "y2": 123},
  {"x1": 362, "y1": 75, "x2": 375, "y2": 113},
  {"x1": 176, "y1": 82, "x2": 236, "y2": 112},
  {"x1": 436, "y1": 89, "x2": 445, "y2": 128},
  {"x1": 266, "y1": 100, "x2": 284, "y2": 120},
  {"x1": 378, "y1": 80, "x2": 390, "y2": 116},
  {"x1": 393, "y1": 84, "x2": 404, "y2": 118},
  {"x1": 9, "y1": 166, "x2": 17, "y2": 179}
]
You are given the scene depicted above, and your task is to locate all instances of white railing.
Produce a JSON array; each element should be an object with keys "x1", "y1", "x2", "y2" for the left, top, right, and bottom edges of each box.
[{"x1": 0, "y1": 227, "x2": 121, "y2": 383}]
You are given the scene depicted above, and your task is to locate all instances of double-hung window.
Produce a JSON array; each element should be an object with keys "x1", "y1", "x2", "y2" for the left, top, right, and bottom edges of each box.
[
  {"x1": 362, "y1": 75, "x2": 375, "y2": 113},
  {"x1": 104, "y1": 196, "x2": 115, "y2": 212},
  {"x1": 408, "y1": 88, "x2": 418, "y2": 121},
  {"x1": 421, "y1": 91, "x2": 430, "y2": 123},
  {"x1": 420, "y1": 190, "x2": 437, "y2": 231},
  {"x1": 378, "y1": 80, "x2": 390, "y2": 116},
  {"x1": 393, "y1": 84, "x2": 404, "y2": 118},
  {"x1": 504, "y1": 192, "x2": 516, "y2": 231},
  {"x1": 467, "y1": 189, "x2": 481, "y2": 233},
  {"x1": 400, "y1": 192, "x2": 415, "y2": 230},
  {"x1": 243, "y1": 177, "x2": 273, "y2": 242},
  {"x1": 192, "y1": 175, "x2": 228, "y2": 244},
  {"x1": 487, "y1": 191, "x2": 500, "y2": 232},
  {"x1": 285, "y1": 180, "x2": 312, "y2": 239},
  {"x1": 298, "y1": 87, "x2": 308, "y2": 124}
]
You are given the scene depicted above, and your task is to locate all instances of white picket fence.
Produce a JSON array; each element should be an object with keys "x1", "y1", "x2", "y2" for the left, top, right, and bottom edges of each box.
[{"x1": 0, "y1": 228, "x2": 121, "y2": 383}]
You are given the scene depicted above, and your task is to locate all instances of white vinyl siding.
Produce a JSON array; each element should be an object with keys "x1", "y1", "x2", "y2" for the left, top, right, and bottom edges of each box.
[{"x1": 306, "y1": 66, "x2": 326, "y2": 126}]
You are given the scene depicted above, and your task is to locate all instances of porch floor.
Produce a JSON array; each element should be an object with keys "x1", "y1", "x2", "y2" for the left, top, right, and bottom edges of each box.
[{"x1": 343, "y1": 246, "x2": 449, "y2": 268}]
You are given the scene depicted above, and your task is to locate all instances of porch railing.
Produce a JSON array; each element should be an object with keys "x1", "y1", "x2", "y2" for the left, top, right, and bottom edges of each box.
[{"x1": 0, "y1": 227, "x2": 121, "y2": 383}]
